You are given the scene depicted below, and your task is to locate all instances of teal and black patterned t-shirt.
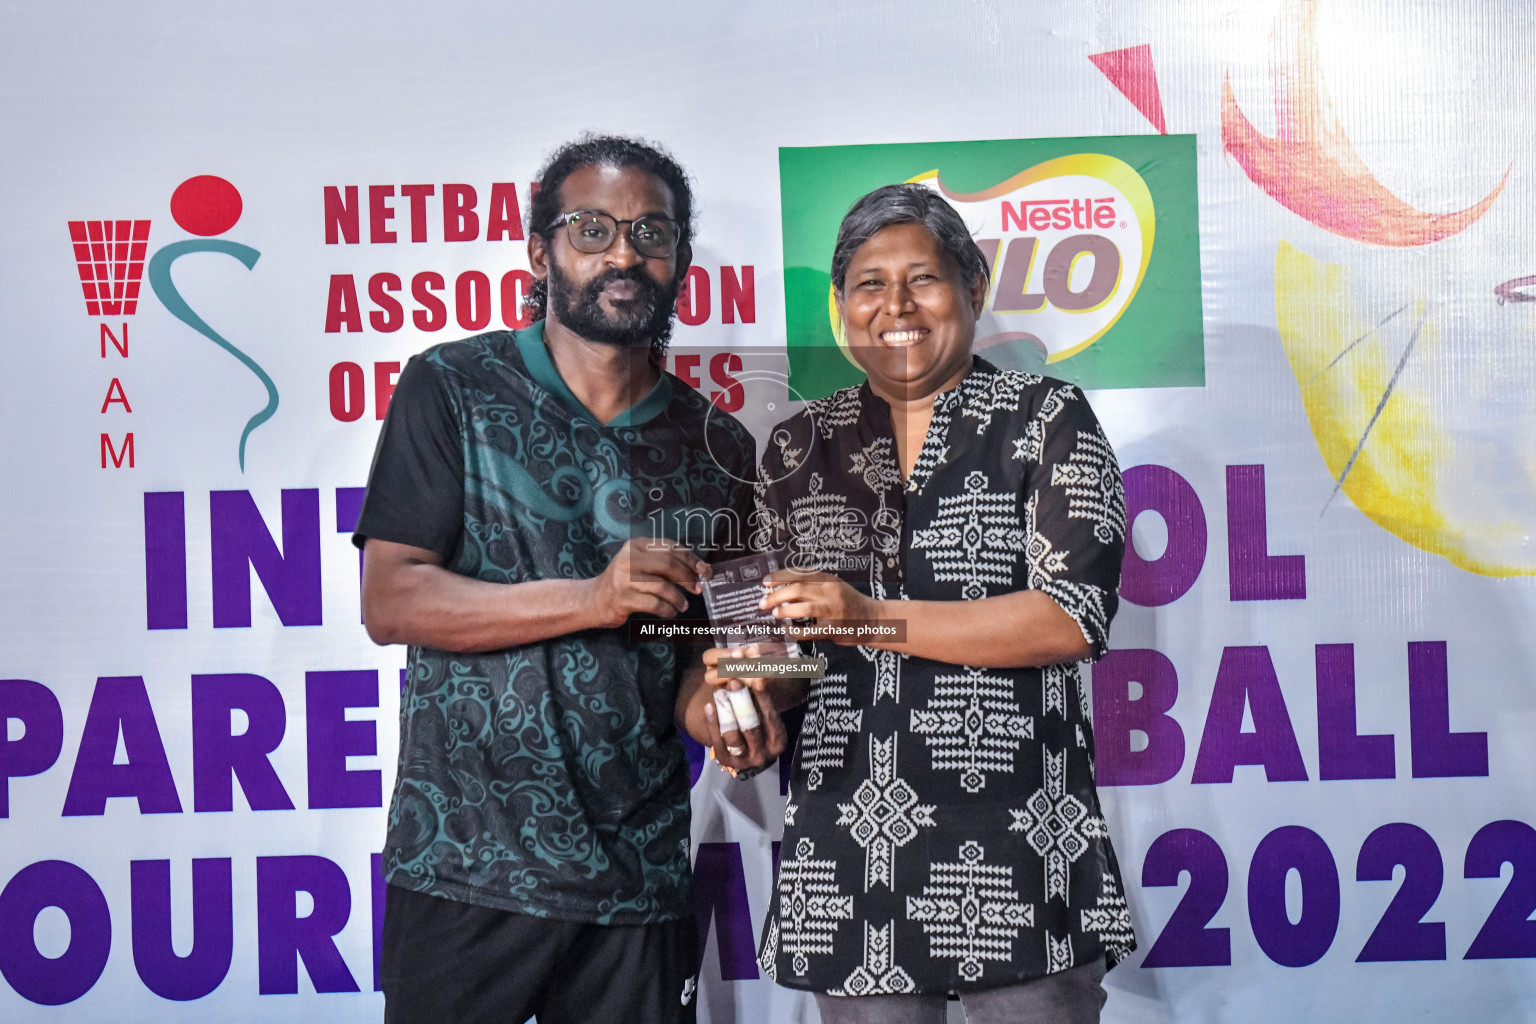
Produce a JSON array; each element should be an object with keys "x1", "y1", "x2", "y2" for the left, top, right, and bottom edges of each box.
[{"x1": 354, "y1": 322, "x2": 754, "y2": 924}]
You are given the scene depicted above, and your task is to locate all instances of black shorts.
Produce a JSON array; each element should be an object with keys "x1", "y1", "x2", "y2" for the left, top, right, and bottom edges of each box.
[{"x1": 380, "y1": 884, "x2": 700, "y2": 1024}]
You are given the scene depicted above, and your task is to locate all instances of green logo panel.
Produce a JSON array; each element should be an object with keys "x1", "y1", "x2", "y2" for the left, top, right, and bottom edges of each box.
[{"x1": 779, "y1": 136, "x2": 1204, "y2": 397}]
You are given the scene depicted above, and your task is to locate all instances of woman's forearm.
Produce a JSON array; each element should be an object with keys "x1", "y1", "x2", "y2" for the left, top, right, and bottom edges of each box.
[{"x1": 862, "y1": 590, "x2": 1091, "y2": 668}]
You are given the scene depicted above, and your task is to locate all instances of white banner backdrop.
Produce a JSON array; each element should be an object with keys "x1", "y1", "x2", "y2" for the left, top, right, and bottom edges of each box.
[{"x1": 2, "y1": 1, "x2": 1534, "y2": 1022}]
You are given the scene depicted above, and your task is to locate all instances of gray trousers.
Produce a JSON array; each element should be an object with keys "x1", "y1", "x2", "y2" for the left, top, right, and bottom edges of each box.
[{"x1": 813, "y1": 957, "x2": 1107, "y2": 1024}]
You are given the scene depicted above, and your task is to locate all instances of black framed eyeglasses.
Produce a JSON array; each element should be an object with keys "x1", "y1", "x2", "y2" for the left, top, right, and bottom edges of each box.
[{"x1": 549, "y1": 211, "x2": 682, "y2": 258}]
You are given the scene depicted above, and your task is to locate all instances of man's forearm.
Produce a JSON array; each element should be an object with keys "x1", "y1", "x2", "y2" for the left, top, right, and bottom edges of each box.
[{"x1": 364, "y1": 557, "x2": 597, "y2": 653}]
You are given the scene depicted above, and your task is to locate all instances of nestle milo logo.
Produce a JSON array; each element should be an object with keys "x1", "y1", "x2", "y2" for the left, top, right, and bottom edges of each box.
[{"x1": 782, "y1": 136, "x2": 1204, "y2": 395}]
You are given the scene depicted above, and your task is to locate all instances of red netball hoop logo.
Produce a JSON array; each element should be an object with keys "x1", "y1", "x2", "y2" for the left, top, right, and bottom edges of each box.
[{"x1": 67, "y1": 219, "x2": 152, "y2": 316}]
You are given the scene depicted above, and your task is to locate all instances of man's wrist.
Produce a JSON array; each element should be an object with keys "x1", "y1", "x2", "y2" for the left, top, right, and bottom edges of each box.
[
  {"x1": 564, "y1": 576, "x2": 605, "y2": 632},
  {"x1": 765, "y1": 677, "x2": 810, "y2": 710}
]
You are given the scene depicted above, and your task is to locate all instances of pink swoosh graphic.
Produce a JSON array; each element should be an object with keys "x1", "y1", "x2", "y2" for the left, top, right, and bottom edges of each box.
[{"x1": 1222, "y1": 0, "x2": 1508, "y2": 247}]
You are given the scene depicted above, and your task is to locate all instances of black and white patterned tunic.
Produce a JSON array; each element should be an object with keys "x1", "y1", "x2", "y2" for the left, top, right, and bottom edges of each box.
[{"x1": 755, "y1": 357, "x2": 1135, "y2": 994}]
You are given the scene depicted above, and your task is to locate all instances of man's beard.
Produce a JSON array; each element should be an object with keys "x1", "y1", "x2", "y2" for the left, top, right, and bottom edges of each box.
[{"x1": 548, "y1": 261, "x2": 680, "y2": 355}]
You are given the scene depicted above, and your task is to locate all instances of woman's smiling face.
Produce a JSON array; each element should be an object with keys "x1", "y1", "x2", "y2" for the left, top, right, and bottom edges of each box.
[{"x1": 837, "y1": 221, "x2": 987, "y2": 404}]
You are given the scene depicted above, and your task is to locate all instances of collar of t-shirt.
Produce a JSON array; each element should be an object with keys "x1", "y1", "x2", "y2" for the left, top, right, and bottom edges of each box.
[{"x1": 515, "y1": 320, "x2": 674, "y2": 429}]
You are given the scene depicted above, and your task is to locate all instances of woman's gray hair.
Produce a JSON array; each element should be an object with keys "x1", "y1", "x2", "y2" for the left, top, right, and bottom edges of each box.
[{"x1": 830, "y1": 183, "x2": 991, "y2": 293}]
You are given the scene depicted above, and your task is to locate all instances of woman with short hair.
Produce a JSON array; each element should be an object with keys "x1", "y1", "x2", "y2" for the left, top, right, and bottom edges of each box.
[{"x1": 727, "y1": 182, "x2": 1134, "y2": 1023}]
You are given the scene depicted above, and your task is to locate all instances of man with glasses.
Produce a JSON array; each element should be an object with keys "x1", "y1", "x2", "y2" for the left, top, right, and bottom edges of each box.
[{"x1": 352, "y1": 135, "x2": 769, "y2": 1023}]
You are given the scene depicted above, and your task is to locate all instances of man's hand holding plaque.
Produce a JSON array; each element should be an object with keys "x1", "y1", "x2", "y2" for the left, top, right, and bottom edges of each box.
[
  {"x1": 700, "y1": 644, "x2": 781, "y2": 779},
  {"x1": 682, "y1": 553, "x2": 821, "y2": 780}
]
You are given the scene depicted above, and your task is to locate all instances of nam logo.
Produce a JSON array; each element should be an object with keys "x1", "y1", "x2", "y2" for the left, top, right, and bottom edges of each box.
[
  {"x1": 780, "y1": 136, "x2": 1204, "y2": 396},
  {"x1": 69, "y1": 174, "x2": 275, "y2": 471}
]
